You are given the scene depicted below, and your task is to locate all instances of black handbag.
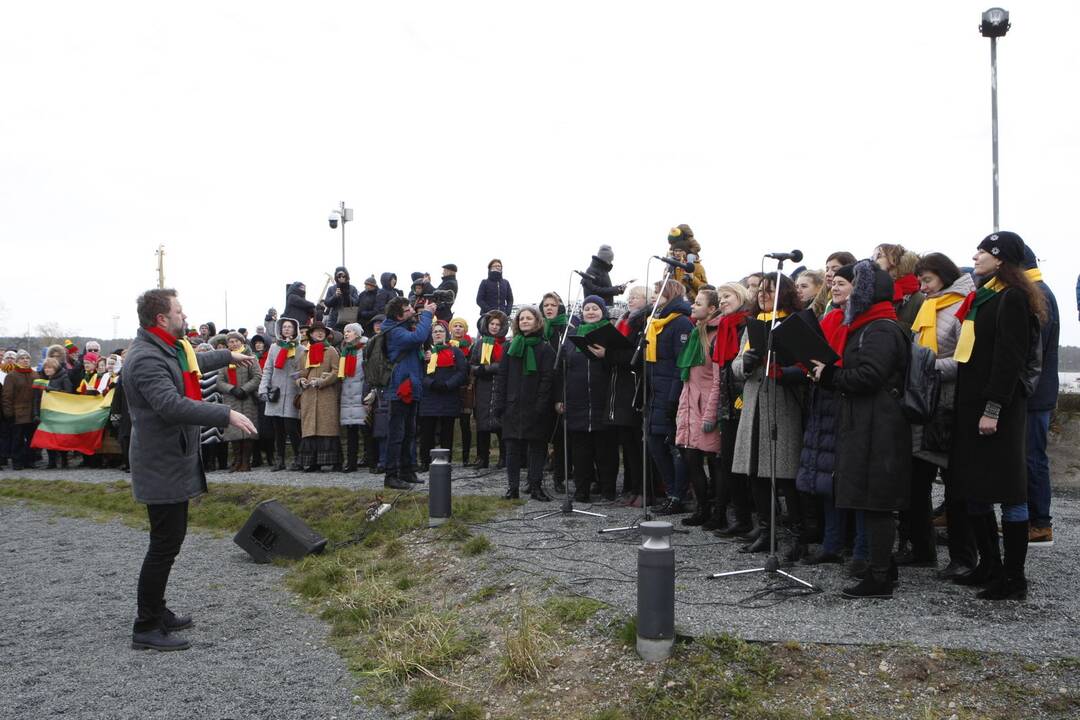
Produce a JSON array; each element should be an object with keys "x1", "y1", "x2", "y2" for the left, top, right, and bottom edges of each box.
[
  {"x1": 336, "y1": 307, "x2": 360, "y2": 327},
  {"x1": 267, "y1": 387, "x2": 281, "y2": 403}
]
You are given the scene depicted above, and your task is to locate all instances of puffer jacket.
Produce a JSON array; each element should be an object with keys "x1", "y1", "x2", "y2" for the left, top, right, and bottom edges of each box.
[
  {"x1": 560, "y1": 326, "x2": 612, "y2": 433},
  {"x1": 644, "y1": 297, "x2": 693, "y2": 436},
  {"x1": 383, "y1": 310, "x2": 434, "y2": 403},
  {"x1": 580, "y1": 256, "x2": 622, "y2": 306},
  {"x1": 356, "y1": 287, "x2": 379, "y2": 335},
  {"x1": 475, "y1": 271, "x2": 513, "y2": 319},
  {"x1": 795, "y1": 385, "x2": 840, "y2": 495},
  {"x1": 284, "y1": 282, "x2": 316, "y2": 327},
  {"x1": 339, "y1": 340, "x2": 367, "y2": 426},
  {"x1": 496, "y1": 335, "x2": 555, "y2": 440},
  {"x1": 374, "y1": 273, "x2": 402, "y2": 317},
  {"x1": 323, "y1": 266, "x2": 361, "y2": 329}
]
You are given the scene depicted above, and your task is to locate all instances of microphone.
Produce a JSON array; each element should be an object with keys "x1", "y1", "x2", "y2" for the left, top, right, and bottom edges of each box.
[
  {"x1": 574, "y1": 269, "x2": 597, "y2": 281},
  {"x1": 653, "y1": 255, "x2": 695, "y2": 272},
  {"x1": 764, "y1": 249, "x2": 804, "y2": 262}
]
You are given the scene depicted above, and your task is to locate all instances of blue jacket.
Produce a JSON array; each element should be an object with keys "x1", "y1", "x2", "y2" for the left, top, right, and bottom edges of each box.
[
  {"x1": 1028, "y1": 279, "x2": 1060, "y2": 412},
  {"x1": 382, "y1": 310, "x2": 433, "y2": 403},
  {"x1": 419, "y1": 347, "x2": 468, "y2": 417},
  {"x1": 644, "y1": 297, "x2": 693, "y2": 435},
  {"x1": 476, "y1": 271, "x2": 514, "y2": 318},
  {"x1": 796, "y1": 385, "x2": 839, "y2": 495}
]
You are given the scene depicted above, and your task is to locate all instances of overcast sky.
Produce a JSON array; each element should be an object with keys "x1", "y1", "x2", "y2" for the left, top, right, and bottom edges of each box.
[{"x1": 2, "y1": 2, "x2": 1077, "y2": 343}]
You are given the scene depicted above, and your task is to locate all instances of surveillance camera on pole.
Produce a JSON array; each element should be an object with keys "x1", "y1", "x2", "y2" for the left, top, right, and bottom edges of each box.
[{"x1": 327, "y1": 201, "x2": 354, "y2": 265}]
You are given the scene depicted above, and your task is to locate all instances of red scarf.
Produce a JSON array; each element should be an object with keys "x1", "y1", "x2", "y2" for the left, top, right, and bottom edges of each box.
[
  {"x1": 227, "y1": 365, "x2": 238, "y2": 385},
  {"x1": 146, "y1": 326, "x2": 202, "y2": 401},
  {"x1": 821, "y1": 302, "x2": 897, "y2": 366},
  {"x1": 307, "y1": 341, "x2": 326, "y2": 366},
  {"x1": 341, "y1": 344, "x2": 360, "y2": 378},
  {"x1": 893, "y1": 273, "x2": 919, "y2": 302},
  {"x1": 257, "y1": 351, "x2": 268, "y2": 369},
  {"x1": 273, "y1": 340, "x2": 296, "y2": 369},
  {"x1": 711, "y1": 311, "x2": 749, "y2": 366},
  {"x1": 14, "y1": 366, "x2": 33, "y2": 374},
  {"x1": 616, "y1": 318, "x2": 631, "y2": 337}
]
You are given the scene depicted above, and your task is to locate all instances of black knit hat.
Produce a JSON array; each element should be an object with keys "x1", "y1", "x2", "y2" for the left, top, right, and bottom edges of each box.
[
  {"x1": 834, "y1": 264, "x2": 856, "y2": 283},
  {"x1": 977, "y1": 231, "x2": 1025, "y2": 266}
]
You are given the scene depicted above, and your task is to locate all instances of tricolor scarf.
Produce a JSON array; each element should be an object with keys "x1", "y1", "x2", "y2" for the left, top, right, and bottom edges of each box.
[
  {"x1": 953, "y1": 276, "x2": 1006, "y2": 363},
  {"x1": 426, "y1": 344, "x2": 456, "y2": 374},
  {"x1": 77, "y1": 373, "x2": 98, "y2": 395},
  {"x1": 911, "y1": 291, "x2": 966, "y2": 353},
  {"x1": 33, "y1": 377, "x2": 49, "y2": 391},
  {"x1": 305, "y1": 341, "x2": 328, "y2": 368},
  {"x1": 711, "y1": 311, "x2": 749, "y2": 366},
  {"x1": 645, "y1": 313, "x2": 683, "y2": 363},
  {"x1": 820, "y1": 302, "x2": 898, "y2": 366},
  {"x1": 506, "y1": 334, "x2": 542, "y2": 375},
  {"x1": 273, "y1": 339, "x2": 297, "y2": 369},
  {"x1": 339, "y1": 343, "x2": 361, "y2": 378},
  {"x1": 449, "y1": 335, "x2": 473, "y2": 353},
  {"x1": 146, "y1": 326, "x2": 202, "y2": 401},
  {"x1": 479, "y1": 336, "x2": 505, "y2": 365},
  {"x1": 542, "y1": 314, "x2": 569, "y2": 341},
  {"x1": 573, "y1": 319, "x2": 610, "y2": 352},
  {"x1": 893, "y1": 273, "x2": 920, "y2": 302},
  {"x1": 676, "y1": 326, "x2": 709, "y2": 381}
]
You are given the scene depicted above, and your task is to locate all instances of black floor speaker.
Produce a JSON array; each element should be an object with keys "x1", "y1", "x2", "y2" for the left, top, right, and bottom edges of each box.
[{"x1": 234, "y1": 499, "x2": 327, "y2": 563}]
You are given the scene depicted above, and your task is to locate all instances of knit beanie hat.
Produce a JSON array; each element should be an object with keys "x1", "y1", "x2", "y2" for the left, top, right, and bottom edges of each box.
[
  {"x1": 433, "y1": 319, "x2": 450, "y2": 337},
  {"x1": 597, "y1": 245, "x2": 614, "y2": 264},
  {"x1": 582, "y1": 295, "x2": 609, "y2": 316},
  {"x1": 410, "y1": 271, "x2": 425, "y2": 282},
  {"x1": 834, "y1": 264, "x2": 856, "y2": 283},
  {"x1": 83, "y1": 352, "x2": 100, "y2": 364},
  {"x1": 364, "y1": 275, "x2": 377, "y2": 287},
  {"x1": 64, "y1": 339, "x2": 78, "y2": 355},
  {"x1": 449, "y1": 317, "x2": 469, "y2": 333},
  {"x1": 667, "y1": 224, "x2": 694, "y2": 244},
  {"x1": 977, "y1": 231, "x2": 1025, "y2": 266}
]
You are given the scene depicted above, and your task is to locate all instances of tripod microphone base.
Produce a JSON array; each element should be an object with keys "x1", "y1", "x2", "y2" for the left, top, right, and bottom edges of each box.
[
  {"x1": 709, "y1": 562, "x2": 816, "y2": 590},
  {"x1": 534, "y1": 503, "x2": 608, "y2": 520}
]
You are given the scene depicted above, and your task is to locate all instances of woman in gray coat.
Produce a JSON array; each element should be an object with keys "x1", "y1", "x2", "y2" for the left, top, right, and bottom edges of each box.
[
  {"x1": 216, "y1": 332, "x2": 262, "y2": 472},
  {"x1": 339, "y1": 323, "x2": 367, "y2": 472},
  {"x1": 257, "y1": 317, "x2": 301, "y2": 471}
]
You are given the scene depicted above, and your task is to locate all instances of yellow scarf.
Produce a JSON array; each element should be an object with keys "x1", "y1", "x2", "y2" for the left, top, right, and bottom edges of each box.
[
  {"x1": 911, "y1": 293, "x2": 965, "y2": 352},
  {"x1": 645, "y1": 313, "x2": 683, "y2": 363},
  {"x1": 954, "y1": 277, "x2": 1006, "y2": 363},
  {"x1": 1026, "y1": 268, "x2": 1043, "y2": 283},
  {"x1": 742, "y1": 310, "x2": 789, "y2": 351}
]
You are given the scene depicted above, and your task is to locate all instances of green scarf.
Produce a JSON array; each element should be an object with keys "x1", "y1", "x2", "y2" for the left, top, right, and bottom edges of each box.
[
  {"x1": 573, "y1": 318, "x2": 610, "y2": 352},
  {"x1": 542, "y1": 313, "x2": 568, "y2": 341},
  {"x1": 506, "y1": 334, "x2": 542, "y2": 374},
  {"x1": 675, "y1": 326, "x2": 707, "y2": 381}
]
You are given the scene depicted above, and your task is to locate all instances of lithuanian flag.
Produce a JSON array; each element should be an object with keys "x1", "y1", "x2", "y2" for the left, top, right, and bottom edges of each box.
[{"x1": 31, "y1": 391, "x2": 113, "y2": 455}]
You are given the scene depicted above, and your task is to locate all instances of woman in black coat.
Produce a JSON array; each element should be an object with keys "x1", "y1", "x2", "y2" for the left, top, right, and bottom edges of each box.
[
  {"x1": 950, "y1": 231, "x2": 1046, "y2": 601},
  {"x1": 418, "y1": 321, "x2": 468, "y2": 470},
  {"x1": 541, "y1": 291, "x2": 572, "y2": 490},
  {"x1": 496, "y1": 306, "x2": 555, "y2": 501},
  {"x1": 469, "y1": 311, "x2": 508, "y2": 469},
  {"x1": 607, "y1": 287, "x2": 647, "y2": 503},
  {"x1": 814, "y1": 260, "x2": 912, "y2": 599},
  {"x1": 559, "y1": 295, "x2": 617, "y2": 502}
]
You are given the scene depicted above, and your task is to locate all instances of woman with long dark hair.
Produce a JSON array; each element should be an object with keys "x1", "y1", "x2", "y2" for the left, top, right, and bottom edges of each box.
[
  {"x1": 470, "y1": 310, "x2": 508, "y2": 470},
  {"x1": 731, "y1": 273, "x2": 807, "y2": 553},
  {"x1": 541, "y1": 291, "x2": 570, "y2": 489},
  {"x1": 606, "y1": 286, "x2": 647, "y2": 505},
  {"x1": 951, "y1": 231, "x2": 1047, "y2": 601},
  {"x1": 497, "y1": 306, "x2": 556, "y2": 501}
]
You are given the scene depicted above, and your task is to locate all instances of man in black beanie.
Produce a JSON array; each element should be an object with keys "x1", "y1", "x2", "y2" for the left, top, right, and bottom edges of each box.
[{"x1": 580, "y1": 244, "x2": 627, "y2": 309}]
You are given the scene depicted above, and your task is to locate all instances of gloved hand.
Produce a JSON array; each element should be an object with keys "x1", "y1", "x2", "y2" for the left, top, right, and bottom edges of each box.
[
  {"x1": 741, "y1": 349, "x2": 761, "y2": 374},
  {"x1": 257, "y1": 392, "x2": 269, "y2": 403},
  {"x1": 110, "y1": 413, "x2": 122, "y2": 429},
  {"x1": 308, "y1": 378, "x2": 321, "y2": 389},
  {"x1": 230, "y1": 386, "x2": 245, "y2": 399},
  {"x1": 703, "y1": 420, "x2": 717, "y2": 433}
]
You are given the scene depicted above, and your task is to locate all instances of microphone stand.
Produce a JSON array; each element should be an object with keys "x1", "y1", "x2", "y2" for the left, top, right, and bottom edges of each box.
[
  {"x1": 707, "y1": 255, "x2": 814, "y2": 590},
  {"x1": 534, "y1": 271, "x2": 607, "y2": 520},
  {"x1": 598, "y1": 256, "x2": 675, "y2": 535}
]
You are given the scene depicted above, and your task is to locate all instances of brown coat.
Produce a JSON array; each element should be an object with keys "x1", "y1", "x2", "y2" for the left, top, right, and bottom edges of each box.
[
  {"x1": 2, "y1": 370, "x2": 38, "y2": 424},
  {"x1": 296, "y1": 345, "x2": 340, "y2": 438}
]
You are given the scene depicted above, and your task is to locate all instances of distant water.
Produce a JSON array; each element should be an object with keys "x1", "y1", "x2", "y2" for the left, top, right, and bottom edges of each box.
[{"x1": 1061, "y1": 372, "x2": 1080, "y2": 394}]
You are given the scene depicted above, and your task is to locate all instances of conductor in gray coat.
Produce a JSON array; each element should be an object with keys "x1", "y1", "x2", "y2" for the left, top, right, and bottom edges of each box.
[{"x1": 124, "y1": 288, "x2": 257, "y2": 652}]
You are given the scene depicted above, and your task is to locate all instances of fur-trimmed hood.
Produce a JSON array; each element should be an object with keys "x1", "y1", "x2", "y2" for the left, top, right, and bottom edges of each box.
[{"x1": 845, "y1": 260, "x2": 894, "y2": 324}]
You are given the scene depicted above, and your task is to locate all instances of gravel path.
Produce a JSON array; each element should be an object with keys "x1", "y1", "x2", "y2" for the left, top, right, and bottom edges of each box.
[{"x1": 0, "y1": 502, "x2": 387, "y2": 720}]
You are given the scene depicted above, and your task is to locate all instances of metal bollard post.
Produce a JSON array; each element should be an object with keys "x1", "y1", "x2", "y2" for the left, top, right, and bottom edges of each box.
[
  {"x1": 428, "y1": 448, "x2": 452, "y2": 527},
  {"x1": 636, "y1": 520, "x2": 675, "y2": 661}
]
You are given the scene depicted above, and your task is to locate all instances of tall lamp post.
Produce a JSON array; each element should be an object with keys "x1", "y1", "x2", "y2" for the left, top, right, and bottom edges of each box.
[
  {"x1": 980, "y1": 7, "x2": 1010, "y2": 232},
  {"x1": 328, "y1": 201, "x2": 353, "y2": 266}
]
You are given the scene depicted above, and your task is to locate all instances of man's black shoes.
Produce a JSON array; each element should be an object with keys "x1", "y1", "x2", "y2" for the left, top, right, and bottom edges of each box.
[
  {"x1": 132, "y1": 628, "x2": 191, "y2": 652},
  {"x1": 163, "y1": 609, "x2": 193, "y2": 632}
]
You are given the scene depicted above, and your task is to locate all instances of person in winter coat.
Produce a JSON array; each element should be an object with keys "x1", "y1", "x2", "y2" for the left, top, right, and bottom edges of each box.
[
  {"x1": 382, "y1": 296, "x2": 436, "y2": 488},
  {"x1": 874, "y1": 243, "x2": 925, "y2": 333},
  {"x1": 904, "y1": 253, "x2": 978, "y2": 575},
  {"x1": 3, "y1": 350, "x2": 39, "y2": 469},
  {"x1": 447, "y1": 317, "x2": 474, "y2": 465},
  {"x1": 284, "y1": 281, "x2": 317, "y2": 327},
  {"x1": 606, "y1": 286, "x2": 647, "y2": 504},
  {"x1": 257, "y1": 317, "x2": 303, "y2": 471},
  {"x1": 813, "y1": 260, "x2": 912, "y2": 599},
  {"x1": 559, "y1": 295, "x2": 618, "y2": 502},
  {"x1": 580, "y1": 245, "x2": 627, "y2": 307},
  {"x1": 541, "y1": 292, "x2": 571, "y2": 488},
  {"x1": 295, "y1": 321, "x2": 341, "y2": 472},
  {"x1": 673, "y1": 289, "x2": 723, "y2": 526},
  {"x1": 795, "y1": 270, "x2": 829, "y2": 318},
  {"x1": 408, "y1": 273, "x2": 436, "y2": 306},
  {"x1": 950, "y1": 231, "x2": 1047, "y2": 601},
  {"x1": 338, "y1": 323, "x2": 367, "y2": 472},
  {"x1": 470, "y1": 311, "x2": 508, "y2": 470},
  {"x1": 418, "y1": 321, "x2": 468, "y2": 469},
  {"x1": 195, "y1": 343, "x2": 227, "y2": 472},
  {"x1": 375, "y1": 273, "x2": 403, "y2": 316},
  {"x1": 496, "y1": 306, "x2": 556, "y2": 501},
  {"x1": 247, "y1": 334, "x2": 274, "y2": 467},
  {"x1": 40, "y1": 357, "x2": 73, "y2": 469},
  {"x1": 362, "y1": 314, "x2": 389, "y2": 472},
  {"x1": 215, "y1": 332, "x2": 261, "y2": 472},
  {"x1": 356, "y1": 276, "x2": 380, "y2": 336},
  {"x1": 646, "y1": 279, "x2": 694, "y2": 515},
  {"x1": 476, "y1": 258, "x2": 514, "y2": 323},
  {"x1": 707, "y1": 283, "x2": 753, "y2": 535},
  {"x1": 731, "y1": 273, "x2": 808, "y2": 552},
  {"x1": 1021, "y1": 245, "x2": 1059, "y2": 546},
  {"x1": 323, "y1": 266, "x2": 361, "y2": 329},
  {"x1": 667, "y1": 224, "x2": 708, "y2": 297},
  {"x1": 435, "y1": 264, "x2": 459, "y2": 322}
]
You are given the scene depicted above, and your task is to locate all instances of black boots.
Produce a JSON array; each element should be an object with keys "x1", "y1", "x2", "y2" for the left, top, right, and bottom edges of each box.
[
  {"x1": 131, "y1": 628, "x2": 190, "y2": 652},
  {"x1": 529, "y1": 479, "x2": 553, "y2": 502},
  {"x1": 977, "y1": 520, "x2": 1028, "y2": 601},
  {"x1": 954, "y1": 513, "x2": 1002, "y2": 587}
]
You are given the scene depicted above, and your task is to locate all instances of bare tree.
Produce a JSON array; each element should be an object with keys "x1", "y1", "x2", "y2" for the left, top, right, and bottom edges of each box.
[{"x1": 35, "y1": 322, "x2": 72, "y2": 346}]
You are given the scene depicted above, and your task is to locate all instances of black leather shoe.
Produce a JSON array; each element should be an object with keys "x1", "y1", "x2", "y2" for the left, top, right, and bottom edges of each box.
[
  {"x1": 271, "y1": 463, "x2": 287, "y2": 472},
  {"x1": 841, "y1": 576, "x2": 894, "y2": 600},
  {"x1": 739, "y1": 533, "x2": 770, "y2": 554},
  {"x1": 530, "y1": 486, "x2": 553, "y2": 502},
  {"x1": 654, "y1": 499, "x2": 685, "y2": 516},
  {"x1": 504, "y1": 487, "x2": 520, "y2": 500},
  {"x1": 132, "y1": 628, "x2": 190, "y2": 652},
  {"x1": 894, "y1": 549, "x2": 937, "y2": 567},
  {"x1": 681, "y1": 510, "x2": 711, "y2": 527},
  {"x1": 384, "y1": 475, "x2": 411, "y2": 490},
  {"x1": 714, "y1": 521, "x2": 754, "y2": 538},
  {"x1": 163, "y1": 609, "x2": 193, "y2": 632},
  {"x1": 474, "y1": 458, "x2": 489, "y2": 470},
  {"x1": 937, "y1": 560, "x2": 975, "y2": 581},
  {"x1": 403, "y1": 470, "x2": 423, "y2": 484}
]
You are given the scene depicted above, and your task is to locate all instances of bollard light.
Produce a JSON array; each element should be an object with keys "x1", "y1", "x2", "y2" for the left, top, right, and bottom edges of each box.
[
  {"x1": 636, "y1": 520, "x2": 675, "y2": 662},
  {"x1": 428, "y1": 448, "x2": 452, "y2": 527}
]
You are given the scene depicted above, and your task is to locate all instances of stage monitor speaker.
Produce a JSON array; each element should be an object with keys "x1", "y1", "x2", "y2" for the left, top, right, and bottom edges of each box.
[{"x1": 234, "y1": 499, "x2": 327, "y2": 563}]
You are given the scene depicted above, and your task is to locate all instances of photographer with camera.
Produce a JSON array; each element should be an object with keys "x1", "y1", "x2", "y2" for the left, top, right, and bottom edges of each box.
[{"x1": 382, "y1": 296, "x2": 436, "y2": 489}]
